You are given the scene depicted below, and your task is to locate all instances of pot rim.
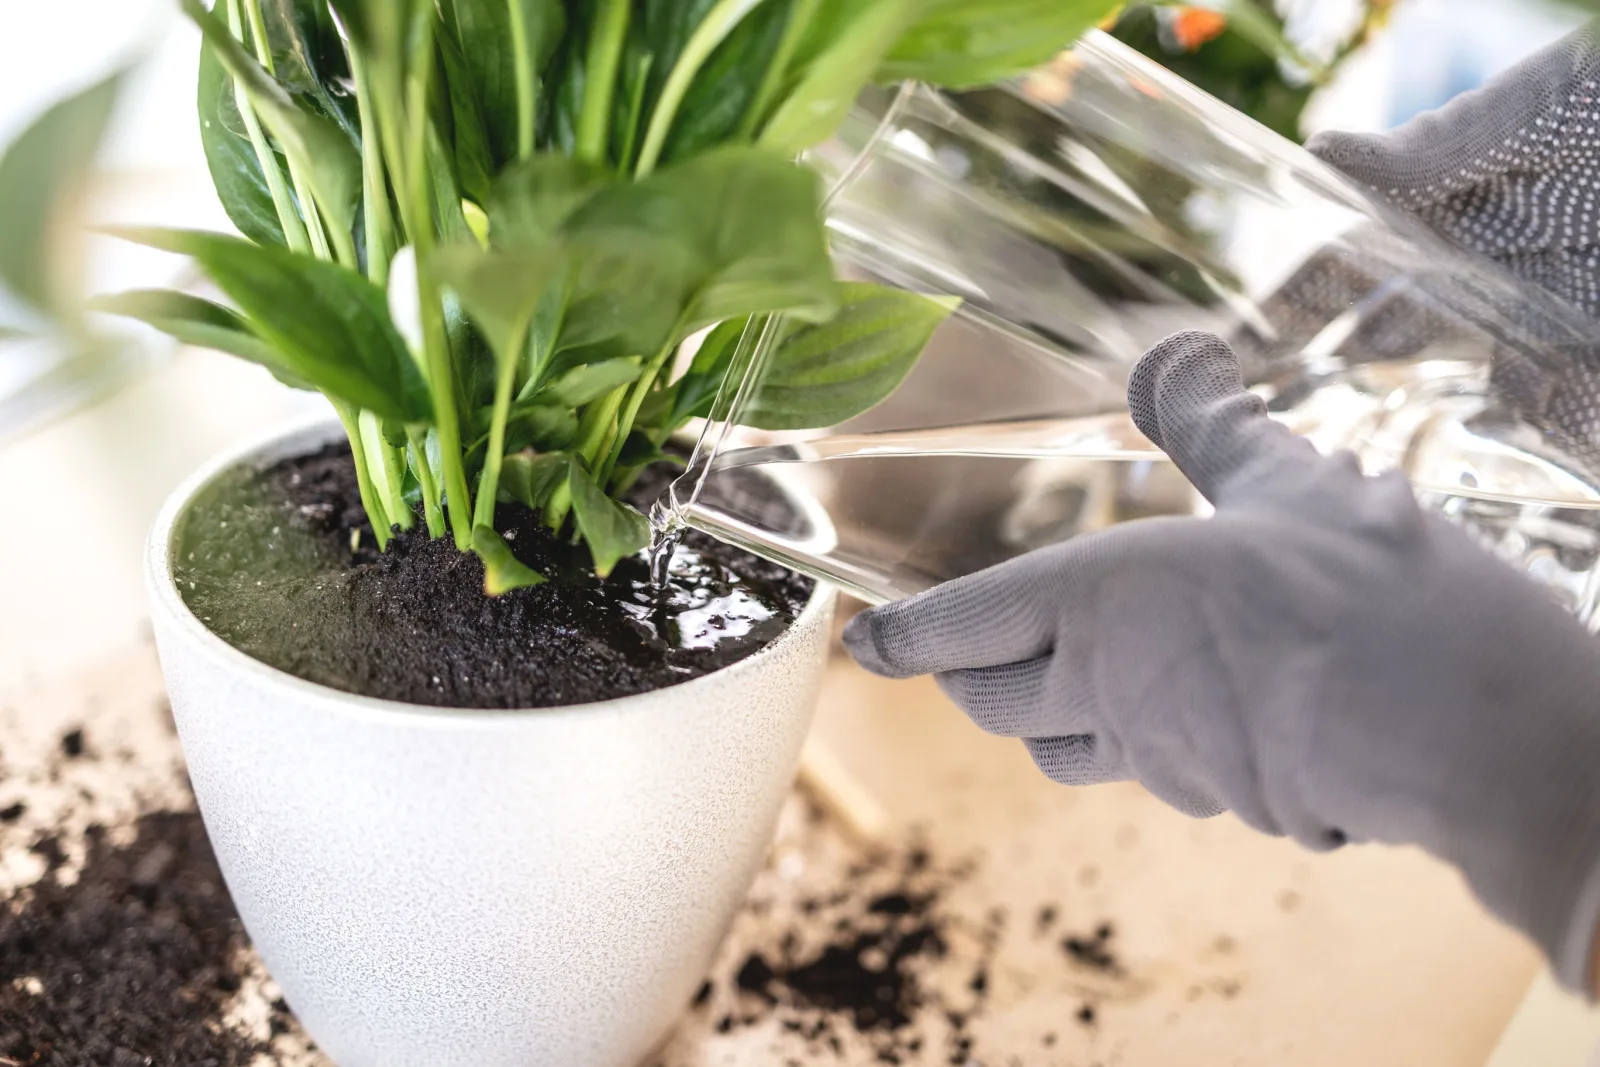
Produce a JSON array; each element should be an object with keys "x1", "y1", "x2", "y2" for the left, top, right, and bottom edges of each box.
[{"x1": 147, "y1": 413, "x2": 838, "y2": 725}]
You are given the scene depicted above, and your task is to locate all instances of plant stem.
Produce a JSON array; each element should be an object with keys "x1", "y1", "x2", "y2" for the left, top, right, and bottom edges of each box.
[
  {"x1": 737, "y1": 0, "x2": 820, "y2": 140},
  {"x1": 635, "y1": 0, "x2": 769, "y2": 177},
  {"x1": 353, "y1": 43, "x2": 396, "y2": 285},
  {"x1": 360, "y1": 410, "x2": 414, "y2": 530},
  {"x1": 336, "y1": 402, "x2": 391, "y2": 551},
  {"x1": 473, "y1": 325, "x2": 530, "y2": 530},
  {"x1": 408, "y1": 427, "x2": 446, "y2": 538},
  {"x1": 397, "y1": 18, "x2": 475, "y2": 551},
  {"x1": 576, "y1": 0, "x2": 630, "y2": 166},
  {"x1": 597, "y1": 339, "x2": 676, "y2": 485},
  {"x1": 238, "y1": 0, "x2": 337, "y2": 261},
  {"x1": 507, "y1": 0, "x2": 537, "y2": 161},
  {"x1": 223, "y1": 0, "x2": 310, "y2": 253}
]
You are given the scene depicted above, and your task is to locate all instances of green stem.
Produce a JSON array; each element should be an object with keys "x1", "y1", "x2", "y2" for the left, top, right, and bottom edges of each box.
[
  {"x1": 635, "y1": 0, "x2": 768, "y2": 177},
  {"x1": 239, "y1": 0, "x2": 335, "y2": 261},
  {"x1": 336, "y1": 403, "x2": 391, "y2": 551},
  {"x1": 598, "y1": 340, "x2": 676, "y2": 485},
  {"x1": 736, "y1": 0, "x2": 820, "y2": 140},
  {"x1": 576, "y1": 0, "x2": 630, "y2": 166},
  {"x1": 507, "y1": 0, "x2": 537, "y2": 160},
  {"x1": 351, "y1": 48, "x2": 395, "y2": 284},
  {"x1": 224, "y1": 0, "x2": 309, "y2": 253},
  {"x1": 408, "y1": 427, "x2": 446, "y2": 538},
  {"x1": 360, "y1": 410, "x2": 413, "y2": 531},
  {"x1": 473, "y1": 326, "x2": 530, "y2": 530}
]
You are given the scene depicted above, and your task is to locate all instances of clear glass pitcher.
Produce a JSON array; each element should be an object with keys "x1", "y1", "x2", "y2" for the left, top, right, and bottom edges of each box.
[{"x1": 660, "y1": 31, "x2": 1600, "y2": 625}]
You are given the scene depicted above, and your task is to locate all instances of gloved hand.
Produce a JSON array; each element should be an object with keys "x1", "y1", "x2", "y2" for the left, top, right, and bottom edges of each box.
[
  {"x1": 843, "y1": 331, "x2": 1600, "y2": 993},
  {"x1": 1308, "y1": 21, "x2": 1600, "y2": 319}
]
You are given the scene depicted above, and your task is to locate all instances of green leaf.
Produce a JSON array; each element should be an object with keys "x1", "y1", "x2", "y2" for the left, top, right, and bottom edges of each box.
[
  {"x1": 500, "y1": 449, "x2": 572, "y2": 511},
  {"x1": 0, "y1": 71, "x2": 120, "y2": 319},
  {"x1": 435, "y1": 20, "x2": 497, "y2": 205},
  {"x1": 742, "y1": 282, "x2": 958, "y2": 430},
  {"x1": 472, "y1": 525, "x2": 547, "y2": 594},
  {"x1": 258, "y1": 0, "x2": 361, "y2": 138},
  {"x1": 489, "y1": 153, "x2": 615, "y2": 246},
  {"x1": 86, "y1": 289, "x2": 313, "y2": 391},
  {"x1": 569, "y1": 457, "x2": 650, "y2": 578},
  {"x1": 615, "y1": 430, "x2": 680, "y2": 469},
  {"x1": 443, "y1": 0, "x2": 565, "y2": 167},
  {"x1": 758, "y1": 0, "x2": 920, "y2": 155},
  {"x1": 431, "y1": 242, "x2": 562, "y2": 363},
  {"x1": 535, "y1": 357, "x2": 643, "y2": 407},
  {"x1": 182, "y1": 0, "x2": 362, "y2": 238},
  {"x1": 565, "y1": 147, "x2": 838, "y2": 331},
  {"x1": 109, "y1": 227, "x2": 431, "y2": 423},
  {"x1": 654, "y1": 0, "x2": 790, "y2": 164},
  {"x1": 880, "y1": 0, "x2": 1120, "y2": 88},
  {"x1": 663, "y1": 313, "x2": 745, "y2": 427},
  {"x1": 199, "y1": 41, "x2": 286, "y2": 247},
  {"x1": 504, "y1": 403, "x2": 579, "y2": 452}
]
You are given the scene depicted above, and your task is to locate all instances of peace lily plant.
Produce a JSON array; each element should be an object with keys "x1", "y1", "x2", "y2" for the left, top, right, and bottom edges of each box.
[{"x1": 77, "y1": 0, "x2": 1121, "y2": 590}]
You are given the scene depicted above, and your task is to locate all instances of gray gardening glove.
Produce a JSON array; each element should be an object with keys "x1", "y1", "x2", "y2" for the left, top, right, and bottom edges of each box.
[
  {"x1": 1309, "y1": 21, "x2": 1600, "y2": 319},
  {"x1": 843, "y1": 331, "x2": 1600, "y2": 993},
  {"x1": 1307, "y1": 22, "x2": 1600, "y2": 470}
]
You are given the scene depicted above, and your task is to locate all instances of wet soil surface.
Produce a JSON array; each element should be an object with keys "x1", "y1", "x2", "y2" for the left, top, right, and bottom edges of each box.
[{"x1": 174, "y1": 445, "x2": 812, "y2": 708}]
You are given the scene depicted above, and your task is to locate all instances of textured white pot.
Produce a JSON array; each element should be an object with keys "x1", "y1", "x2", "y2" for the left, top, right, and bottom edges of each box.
[{"x1": 146, "y1": 419, "x2": 837, "y2": 1067}]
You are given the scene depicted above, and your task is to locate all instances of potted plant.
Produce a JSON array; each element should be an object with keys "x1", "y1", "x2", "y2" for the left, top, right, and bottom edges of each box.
[{"x1": 86, "y1": 1, "x2": 1119, "y2": 1064}]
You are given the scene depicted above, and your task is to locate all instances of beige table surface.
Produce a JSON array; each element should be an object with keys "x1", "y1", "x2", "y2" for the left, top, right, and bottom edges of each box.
[{"x1": 0, "y1": 347, "x2": 1588, "y2": 1065}]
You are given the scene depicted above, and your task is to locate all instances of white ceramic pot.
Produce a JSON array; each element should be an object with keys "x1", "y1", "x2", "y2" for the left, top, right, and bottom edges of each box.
[{"x1": 146, "y1": 419, "x2": 837, "y2": 1067}]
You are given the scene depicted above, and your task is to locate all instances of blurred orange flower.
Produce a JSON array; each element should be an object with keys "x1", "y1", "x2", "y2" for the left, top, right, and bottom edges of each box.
[{"x1": 1171, "y1": 7, "x2": 1228, "y2": 50}]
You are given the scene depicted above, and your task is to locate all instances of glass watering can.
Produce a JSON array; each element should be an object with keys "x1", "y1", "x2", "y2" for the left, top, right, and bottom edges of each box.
[{"x1": 657, "y1": 31, "x2": 1600, "y2": 627}]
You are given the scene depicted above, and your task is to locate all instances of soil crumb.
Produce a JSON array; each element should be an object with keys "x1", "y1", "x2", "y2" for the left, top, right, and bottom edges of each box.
[
  {"x1": 174, "y1": 444, "x2": 813, "y2": 709},
  {"x1": 0, "y1": 811, "x2": 289, "y2": 1066}
]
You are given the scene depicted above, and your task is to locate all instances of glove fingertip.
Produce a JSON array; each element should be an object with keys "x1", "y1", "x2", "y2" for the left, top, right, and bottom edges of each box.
[
  {"x1": 841, "y1": 608, "x2": 903, "y2": 678},
  {"x1": 1127, "y1": 330, "x2": 1243, "y2": 450},
  {"x1": 1305, "y1": 130, "x2": 1396, "y2": 188}
]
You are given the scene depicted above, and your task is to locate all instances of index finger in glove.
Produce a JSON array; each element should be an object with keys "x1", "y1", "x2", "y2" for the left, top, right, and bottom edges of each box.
[
  {"x1": 843, "y1": 553, "x2": 1061, "y2": 679},
  {"x1": 1128, "y1": 331, "x2": 1323, "y2": 507}
]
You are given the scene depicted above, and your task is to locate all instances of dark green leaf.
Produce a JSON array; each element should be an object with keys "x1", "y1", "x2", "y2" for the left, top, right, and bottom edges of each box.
[
  {"x1": 435, "y1": 22, "x2": 497, "y2": 204},
  {"x1": 86, "y1": 289, "x2": 313, "y2": 391},
  {"x1": 199, "y1": 42, "x2": 286, "y2": 247},
  {"x1": 534, "y1": 356, "x2": 642, "y2": 407},
  {"x1": 472, "y1": 525, "x2": 547, "y2": 594},
  {"x1": 259, "y1": 0, "x2": 361, "y2": 138},
  {"x1": 182, "y1": 0, "x2": 363, "y2": 237},
  {"x1": 500, "y1": 449, "x2": 571, "y2": 511},
  {"x1": 110, "y1": 227, "x2": 431, "y2": 423},
  {"x1": 657, "y1": 0, "x2": 790, "y2": 164},
  {"x1": 489, "y1": 153, "x2": 614, "y2": 246},
  {"x1": 881, "y1": 0, "x2": 1119, "y2": 88},
  {"x1": 742, "y1": 282, "x2": 958, "y2": 430},
  {"x1": 759, "y1": 0, "x2": 920, "y2": 155},
  {"x1": 615, "y1": 430, "x2": 680, "y2": 469},
  {"x1": 565, "y1": 147, "x2": 837, "y2": 331},
  {"x1": 444, "y1": 0, "x2": 565, "y2": 167},
  {"x1": 664, "y1": 313, "x2": 745, "y2": 427},
  {"x1": 0, "y1": 72, "x2": 120, "y2": 318},
  {"x1": 546, "y1": 230, "x2": 699, "y2": 361},
  {"x1": 569, "y1": 457, "x2": 650, "y2": 578},
  {"x1": 504, "y1": 403, "x2": 579, "y2": 452}
]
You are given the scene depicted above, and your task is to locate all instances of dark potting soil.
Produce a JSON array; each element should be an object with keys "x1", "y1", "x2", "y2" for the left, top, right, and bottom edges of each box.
[
  {"x1": 174, "y1": 444, "x2": 813, "y2": 709},
  {"x1": 0, "y1": 811, "x2": 292, "y2": 1066}
]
